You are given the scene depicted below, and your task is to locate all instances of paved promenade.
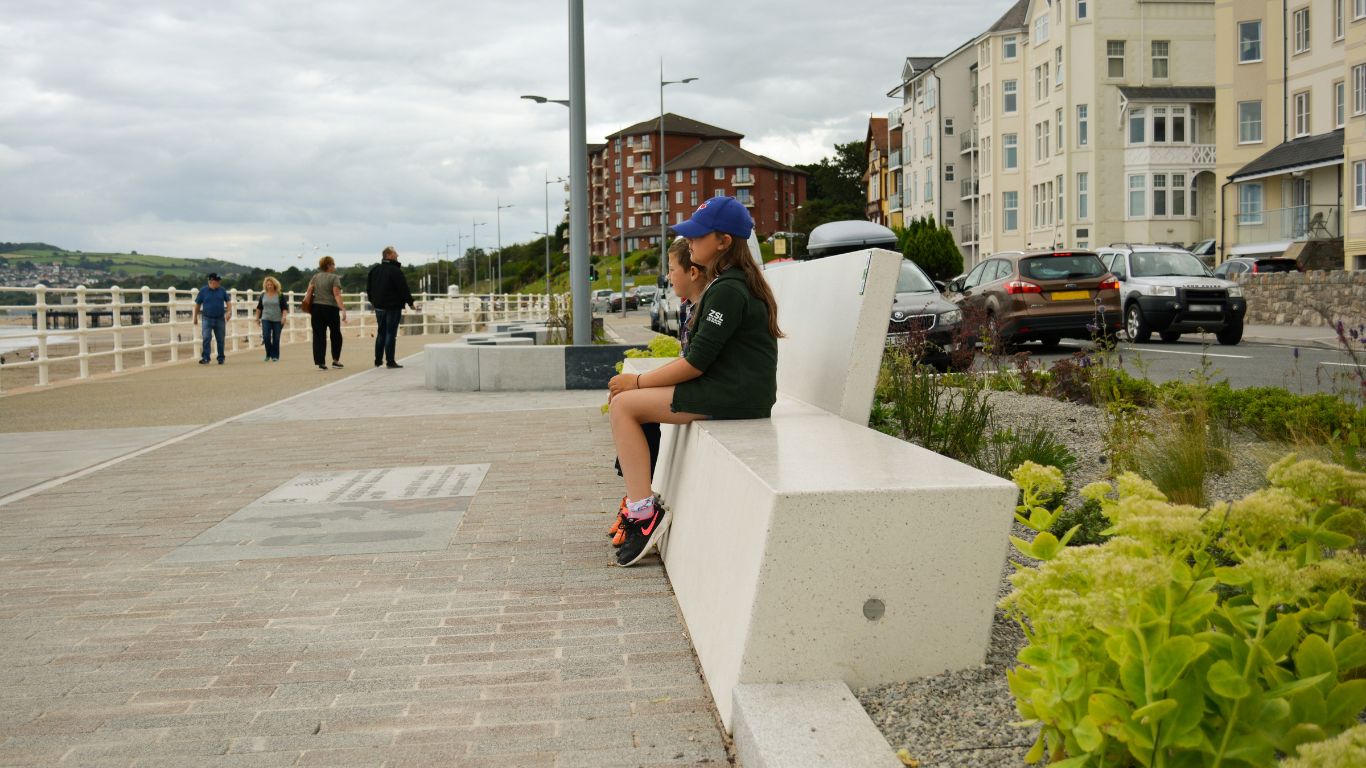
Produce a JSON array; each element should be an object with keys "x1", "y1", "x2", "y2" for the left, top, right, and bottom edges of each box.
[{"x1": 0, "y1": 321, "x2": 730, "y2": 767}]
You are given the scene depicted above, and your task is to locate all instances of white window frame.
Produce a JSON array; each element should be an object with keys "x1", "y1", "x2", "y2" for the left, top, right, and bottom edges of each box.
[
  {"x1": 1355, "y1": 161, "x2": 1366, "y2": 210},
  {"x1": 1077, "y1": 0, "x2": 1088, "y2": 21},
  {"x1": 1337, "y1": 80, "x2": 1347, "y2": 128},
  {"x1": 1357, "y1": 0, "x2": 1366, "y2": 22},
  {"x1": 1034, "y1": 15, "x2": 1049, "y2": 44},
  {"x1": 1107, "y1": 40, "x2": 1125, "y2": 78},
  {"x1": 1355, "y1": 64, "x2": 1366, "y2": 115},
  {"x1": 1056, "y1": 107, "x2": 1064, "y2": 150},
  {"x1": 1238, "y1": 183, "x2": 1264, "y2": 225},
  {"x1": 1128, "y1": 174, "x2": 1147, "y2": 218},
  {"x1": 1152, "y1": 40, "x2": 1170, "y2": 79},
  {"x1": 1003, "y1": 35, "x2": 1018, "y2": 60},
  {"x1": 1003, "y1": 80, "x2": 1018, "y2": 113},
  {"x1": 1153, "y1": 173, "x2": 1168, "y2": 217},
  {"x1": 1003, "y1": 191, "x2": 1019, "y2": 231},
  {"x1": 1128, "y1": 107, "x2": 1146, "y2": 145},
  {"x1": 714, "y1": 168, "x2": 725, "y2": 180},
  {"x1": 1055, "y1": 47, "x2": 1064, "y2": 87},
  {"x1": 945, "y1": 163, "x2": 956, "y2": 182},
  {"x1": 1239, "y1": 21, "x2": 1263, "y2": 63},
  {"x1": 1293, "y1": 8, "x2": 1311, "y2": 55},
  {"x1": 1003, "y1": 133, "x2": 1018, "y2": 170},
  {"x1": 945, "y1": 117, "x2": 955, "y2": 136},
  {"x1": 1337, "y1": 0, "x2": 1346, "y2": 40},
  {"x1": 1294, "y1": 90, "x2": 1311, "y2": 137},
  {"x1": 1077, "y1": 172, "x2": 1089, "y2": 220},
  {"x1": 1077, "y1": 105, "x2": 1089, "y2": 146},
  {"x1": 945, "y1": 209, "x2": 955, "y2": 229},
  {"x1": 1172, "y1": 173, "x2": 1187, "y2": 217},
  {"x1": 1056, "y1": 175, "x2": 1064, "y2": 224},
  {"x1": 1238, "y1": 100, "x2": 1263, "y2": 143},
  {"x1": 1035, "y1": 121, "x2": 1051, "y2": 162}
]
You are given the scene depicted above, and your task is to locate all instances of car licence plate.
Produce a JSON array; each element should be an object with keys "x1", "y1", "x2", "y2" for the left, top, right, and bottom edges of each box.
[
  {"x1": 1189, "y1": 304, "x2": 1220, "y2": 312},
  {"x1": 1051, "y1": 290, "x2": 1090, "y2": 301}
]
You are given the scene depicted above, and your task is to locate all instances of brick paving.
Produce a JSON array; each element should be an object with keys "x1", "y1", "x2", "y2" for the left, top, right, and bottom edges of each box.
[{"x1": 0, "y1": 332, "x2": 730, "y2": 767}]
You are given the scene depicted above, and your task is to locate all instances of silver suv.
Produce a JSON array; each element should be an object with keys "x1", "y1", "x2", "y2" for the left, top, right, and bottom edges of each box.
[{"x1": 1095, "y1": 244, "x2": 1247, "y2": 345}]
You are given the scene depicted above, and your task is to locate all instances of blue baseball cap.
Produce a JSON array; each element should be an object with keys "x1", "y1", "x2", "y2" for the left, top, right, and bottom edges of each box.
[{"x1": 670, "y1": 195, "x2": 754, "y2": 239}]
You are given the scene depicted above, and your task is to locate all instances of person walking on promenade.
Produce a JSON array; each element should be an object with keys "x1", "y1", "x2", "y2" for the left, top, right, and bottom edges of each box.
[
  {"x1": 255, "y1": 276, "x2": 288, "y2": 362},
  {"x1": 605, "y1": 196, "x2": 781, "y2": 566},
  {"x1": 193, "y1": 272, "x2": 233, "y2": 365},
  {"x1": 303, "y1": 255, "x2": 347, "y2": 371},
  {"x1": 608, "y1": 237, "x2": 711, "y2": 547},
  {"x1": 366, "y1": 246, "x2": 415, "y2": 369}
]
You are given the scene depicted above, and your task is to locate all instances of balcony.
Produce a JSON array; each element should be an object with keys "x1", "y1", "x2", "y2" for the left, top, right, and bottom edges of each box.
[
  {"x1": 731, "y1": 173, "x2": 755, "y2": 187},
  {"x1": 958, "y1": 223, "x2": 979, "y2": 244},
  {"x1": 887, "y1": 191, "x2": 902, "y2": 212},
  {"x1": 888, "y1": 150, "x2": 902, "y2": 169},
  {"x1": 636, "y1": 178, "x2": 662, "y2": 193},
  {"x1": 1235, "y1": 205, "x2": 1340, "y2": 245},
  {"x1": 1124, "y1": 143, "x2": 1216, "y2": 171},
  {"x1": 959, "y1": 129, "x2": 978, "y2": 155},
  {"x1": 735, "y1": 194, "x2": 756, "y2": 208},
  {"x1": 960, "y1": 179, "x2": 979, "y2": 200},
  {"x1": 632, "y1": 141, "x2": 653, "y2": 154}
]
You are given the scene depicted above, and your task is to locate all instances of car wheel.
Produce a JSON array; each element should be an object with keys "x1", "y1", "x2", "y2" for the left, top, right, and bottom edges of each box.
[
  {"x1": 1125, "y1": 303, "x2": 1152, "y2": 343},
  {"x1": 1216, "y1": 322, "x2": 1243, "y2": 346},
  {"x1": 1036, "y1": 333, "x2": 1061, "y2": 350},
  {"x1": 1159, "y1": 331, "x2": 1182, "y2": 342}
]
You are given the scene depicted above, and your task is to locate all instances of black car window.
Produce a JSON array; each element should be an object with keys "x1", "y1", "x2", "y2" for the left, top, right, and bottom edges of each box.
[
  {"x1": 1020, "y1": 254, "x2": 1107, "y2": 280},
  {"x1": 896, "y1": 260, "x2": 937, "y2": 292},
  {"x1": 1106, "y1": 254, "x2": 1128, "y2": 279}
]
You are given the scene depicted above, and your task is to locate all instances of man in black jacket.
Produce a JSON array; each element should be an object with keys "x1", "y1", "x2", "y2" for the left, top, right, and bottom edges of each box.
[{"x1": 367, "y1": 246, "x2": 416, "y2": 368}]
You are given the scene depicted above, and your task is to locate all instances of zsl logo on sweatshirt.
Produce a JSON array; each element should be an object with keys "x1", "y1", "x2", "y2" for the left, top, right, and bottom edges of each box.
[{"x1": 706, "y1": 309, "x2": 724, "y2": 326}]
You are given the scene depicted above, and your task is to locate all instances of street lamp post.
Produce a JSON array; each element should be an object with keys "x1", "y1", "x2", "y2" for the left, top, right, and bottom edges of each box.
[
  {"x1": 543, "y1": 171, "x2": 566, "y2": 296},
  {"x1": 495, "y1": 196, "x2": 514, "y2": 291},
  {"x1": 520, "y1": 91, "x2": 587, "y2": 343},
  {"x1": 659, "y1": 62, "x2": 698, "y2": 275},
  {"x1": 444, "y1": 240, "x2": 461, "y2": 296},
  {"x1": 471, "y1": 219, "x2": 486, "y2": 289}
]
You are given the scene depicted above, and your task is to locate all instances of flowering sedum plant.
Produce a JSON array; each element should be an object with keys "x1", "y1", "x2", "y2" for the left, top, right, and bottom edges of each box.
[{"x1": 1002, "y1": 457, "x2": 1366, "y2": 767}]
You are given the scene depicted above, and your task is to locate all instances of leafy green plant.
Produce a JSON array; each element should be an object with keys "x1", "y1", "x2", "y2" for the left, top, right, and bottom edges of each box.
[
  {"x1": 1047, "y1": 496, "x2": 1111, "y2": 547},
  {"x1": 614, "y1": 334, "x2": 681, "y2": 373},
  {"x1": 879, "y1": 350, "x2": 994, "y2": 465},
  {"x1": 1283, "y1": 723, "x2": 1366, "y2": 767},
  {"x1": 1003, "y1": 458, "x2": 1366, "y2": 767}
]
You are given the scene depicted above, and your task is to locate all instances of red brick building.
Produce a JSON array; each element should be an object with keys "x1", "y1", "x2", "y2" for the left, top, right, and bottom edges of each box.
[{"x1": 587, "y1": 114, "x2": 807, "y2": 257}]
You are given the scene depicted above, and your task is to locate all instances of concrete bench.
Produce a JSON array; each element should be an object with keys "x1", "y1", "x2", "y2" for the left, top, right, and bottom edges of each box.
[
  {"x1": 465, "y1": 336, "x2": 533, "y2": 346},
  {"x1": 622, "y1": 248, "x2": 1017, "y2": 742},
  {"x1": 425, "y1": 341, "x2": 645, "y2": 391}
]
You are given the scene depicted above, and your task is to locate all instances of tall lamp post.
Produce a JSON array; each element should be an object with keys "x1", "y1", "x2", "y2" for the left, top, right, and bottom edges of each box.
[
  {"x1": 543, "y1": 171, "x2": 566, "y2": 296},
  {"x1": 444, "y1": 240, "x2": 461, "y2": 295},
  {"x1": 495, "y1": 196, "x2": 515, "y2": 291},
  {"x1": 471, "y1": 219, "x2": 486, "y2": 290},
  {"x1": 659, "y1": 63, "x2": 698, "y2": 271},
  {"x1": 521, "y1": 92, "x2": 587, "y2": 342}
]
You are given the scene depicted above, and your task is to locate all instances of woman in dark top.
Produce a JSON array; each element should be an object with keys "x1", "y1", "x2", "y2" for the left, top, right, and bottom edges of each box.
[
  {"x1": 605, "y1": 196, "x2": 782, "y2": 567},
  {"x1": 303, "y1": 255, "x2": 347, "y2": 370}
]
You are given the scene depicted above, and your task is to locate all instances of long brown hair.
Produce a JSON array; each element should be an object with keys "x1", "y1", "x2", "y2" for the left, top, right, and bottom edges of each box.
[{"x1": 713, "y1": 236, "x2": 783, "y2": 338}]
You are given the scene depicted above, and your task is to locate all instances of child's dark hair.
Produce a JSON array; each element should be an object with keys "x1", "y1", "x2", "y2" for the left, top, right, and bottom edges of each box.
[
  {"x1": 668, "y1": 238, "x2": 709, "y2": 281},
  {"x1": 713, "y1": 236, "x2": 784, "y2": 338}
]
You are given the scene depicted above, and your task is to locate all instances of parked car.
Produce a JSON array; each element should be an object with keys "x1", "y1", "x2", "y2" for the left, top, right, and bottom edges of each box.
[
  {"x1": 1212, "y1": 256, "x2": 1299, "y2": 278},
  {"x1": 1095, "y1": 244, "x2": 1246, "y2": 345},
  {"x1": 944, "y1": 249, "x2": 1122, "y2": 348},
  {"x1": 635, "y1": 284, "x2": 658, "y2": 306},
  {"x1": 649, "y1": 297, "x2": 663, "y2": 331},
  {"x1": 608, "y1": 291, "x2": 638, "y2": 313},
  {"x1": 590, "y1": 288, "x2": 613, "y2": 313},
  {"x1": 1188, "y1": 238, "x2": 1217, "y2": 268},
  {"x1": 887, "y1": 258, "x2": 967, "y2": 370}
]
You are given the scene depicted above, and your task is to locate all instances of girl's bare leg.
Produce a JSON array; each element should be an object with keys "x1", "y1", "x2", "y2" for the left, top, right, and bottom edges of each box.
[{"x1": 609, "y1": 386, "x2": 705, "y2": 502}]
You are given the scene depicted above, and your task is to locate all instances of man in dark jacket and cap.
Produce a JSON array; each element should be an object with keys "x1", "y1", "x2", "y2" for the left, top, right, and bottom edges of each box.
[{"x1": 366, "y1": 246, "x2": 415, "y2": 368}]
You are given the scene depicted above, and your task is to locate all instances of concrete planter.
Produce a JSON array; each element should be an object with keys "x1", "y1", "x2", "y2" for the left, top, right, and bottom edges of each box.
[{"x1": 425, "y1": 342, "x2": 647, "y2": 391}]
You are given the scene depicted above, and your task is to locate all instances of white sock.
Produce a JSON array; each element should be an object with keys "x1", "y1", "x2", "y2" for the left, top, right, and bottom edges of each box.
[{"x1": 624, "y1": 496, "x2": 656, "y2": 522}]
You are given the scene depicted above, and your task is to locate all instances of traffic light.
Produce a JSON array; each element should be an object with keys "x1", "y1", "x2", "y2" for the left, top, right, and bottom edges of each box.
[{"x1": 589, "y1": 265, "x2": 599, "y2": 281}]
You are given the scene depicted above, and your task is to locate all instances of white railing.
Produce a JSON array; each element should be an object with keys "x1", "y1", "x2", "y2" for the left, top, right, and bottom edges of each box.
[{"x1": 0, "y1": 285, "x2": 560, "y2": 393}]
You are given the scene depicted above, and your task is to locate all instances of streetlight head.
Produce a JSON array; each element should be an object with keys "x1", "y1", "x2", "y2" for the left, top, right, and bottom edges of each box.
[
  {"x1": 521, "y1": 95, "x2": 548, "y2": 103},
  {"x1": 682, "y1": 77, "x2": 698, "y2": 84}
]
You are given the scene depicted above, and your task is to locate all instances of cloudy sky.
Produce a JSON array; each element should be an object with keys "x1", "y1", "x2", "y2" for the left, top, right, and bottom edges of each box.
[{"x1": 1, "y1": 0, "x2": 1006, "y2": 270}]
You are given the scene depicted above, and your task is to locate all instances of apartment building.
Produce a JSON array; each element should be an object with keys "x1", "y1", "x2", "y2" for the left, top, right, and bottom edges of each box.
[
  {"x1": 1215, "y1": 1, "x2": 1350, "y2": 267},
  {"x1": 890, "y1": 0, "x2": 1217, "y2": 268},
  {"x1": 585, "y1": 114, "x2": 807, "y2": 257},
  {"x1": 895, "y1": 43, "x2": 981, "y2": 266}
]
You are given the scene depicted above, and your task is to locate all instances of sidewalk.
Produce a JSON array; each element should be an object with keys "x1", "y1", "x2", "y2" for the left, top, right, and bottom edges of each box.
[
  {"x1": 1242, "y1": 323, "x2": 1343, "y2": 350},
  {"x1": 0, "y1": 333, "x2": 729, "y2": 767}
]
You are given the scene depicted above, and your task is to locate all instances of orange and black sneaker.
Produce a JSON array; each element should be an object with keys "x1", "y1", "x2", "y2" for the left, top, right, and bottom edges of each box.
[
  {"x1": 615, "y1": 497, "x2": 669, "y2": 567},
  {"x1": 607, "y1": 496, "x2": 627, "y2": 542}
]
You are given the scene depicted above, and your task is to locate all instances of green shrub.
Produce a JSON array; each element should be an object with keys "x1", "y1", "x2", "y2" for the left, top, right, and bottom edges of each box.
[
  {"x1": 1047, "y1": 496, "x2": 1111, "y2": 547},
  {"x1": 1004, "y1": 458, "x2": 1366, "y2": 767},
  {"x1": 987, "y1": 419, "x2": 1077, "y2": 479},
  {"x1": 1283, "y1": 723, "x2": 1366, "y2": 767},
  {"x1": 880, "y1": 351, "x2": 994, "y2": 466}
]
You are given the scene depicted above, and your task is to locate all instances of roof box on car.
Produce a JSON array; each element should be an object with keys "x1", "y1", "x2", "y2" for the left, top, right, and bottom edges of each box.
[{"x1": 805, "y1": 220, "x2": 898, "y2": 260}]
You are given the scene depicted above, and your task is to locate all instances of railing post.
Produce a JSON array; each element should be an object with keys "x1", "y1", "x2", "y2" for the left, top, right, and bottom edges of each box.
[
  {"x1": 110, "y1": 285, "x2": 125, "y2": 373},
  {"x1": 169, "y1": 287, "x2": 182, "y2": 363},
  {"x1": 75, "y1": 285, "x2": 90, "y2": 380},
  {"x1": 228, "y1": 289, "x2": 241, "y2": 353},
  {"x1": 34, "y1": 285, "x2": 50, "y2": 386},
  {"x1": 285, "y1": 290, "x2": 298, "y2": 345},
  {"x1": 421, "y1": 292, "x2": 430, "y2": 336},
  {"x1": 140, "y1": 286, "x2": 153, "y2": 367}
]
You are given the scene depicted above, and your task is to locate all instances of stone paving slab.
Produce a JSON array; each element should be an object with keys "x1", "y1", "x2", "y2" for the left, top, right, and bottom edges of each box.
[
  {"x1": 0, "y1": 346, "x2": 731, "y2": 766},
  {"x1": 0, "y1": 425, "x2": 198, "y2": 497}
]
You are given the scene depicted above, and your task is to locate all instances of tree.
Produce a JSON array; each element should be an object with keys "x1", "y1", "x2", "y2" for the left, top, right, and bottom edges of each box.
[
  {"x1": 896, "y1": 216, "x2": 963, "y2": 281},
  {"x1": 791, "y1": 140, "x2": 867, "y2": 242}
]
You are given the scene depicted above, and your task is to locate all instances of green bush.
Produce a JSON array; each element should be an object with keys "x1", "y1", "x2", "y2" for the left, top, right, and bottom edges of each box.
[
  {"x1": 1047, "y1": 496, "x2": 1111, "y2": 547},
  {"x1": 987, "y1": 419, "x2": 1077, "y2": 479},
  {"x1": 879, "y1": 351, "x2": 994, "y2": 465},
  {"x1": 1283, "y1": 723, "x2": 1366, "y2": 767},
  {"x1": 1004, "y1": 458, "x2": 1366, "y2": 767}
]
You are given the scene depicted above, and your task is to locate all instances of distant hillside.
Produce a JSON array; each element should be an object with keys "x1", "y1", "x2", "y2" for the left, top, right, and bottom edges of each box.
[{"x1": 0, "y1": 244, "x2": 252, "y2": 279}]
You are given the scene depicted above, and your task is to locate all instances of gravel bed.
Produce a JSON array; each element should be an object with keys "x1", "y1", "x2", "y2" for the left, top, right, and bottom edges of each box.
[{"x1": 856, "y1": 389, "x2": 1282, "y2": 767}]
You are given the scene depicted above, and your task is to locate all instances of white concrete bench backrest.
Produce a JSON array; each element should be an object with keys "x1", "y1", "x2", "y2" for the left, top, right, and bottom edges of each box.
[{"x1": 762, "y1": 248, "x2": 901, "y2": 424}]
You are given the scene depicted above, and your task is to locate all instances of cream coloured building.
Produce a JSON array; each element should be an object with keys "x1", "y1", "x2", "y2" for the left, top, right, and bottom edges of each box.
[
  {"x1": 890, "y1": 0, "x2": 1218, "y2": 267},
  {"x1": 1215, "y1": 1, "x2": 1351, "y2": 267}
]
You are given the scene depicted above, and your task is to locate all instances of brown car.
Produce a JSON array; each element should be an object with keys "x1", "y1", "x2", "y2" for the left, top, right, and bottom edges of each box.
[{"x1": 945, "y1": 249, "x2": 1122, "y2": 348}]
